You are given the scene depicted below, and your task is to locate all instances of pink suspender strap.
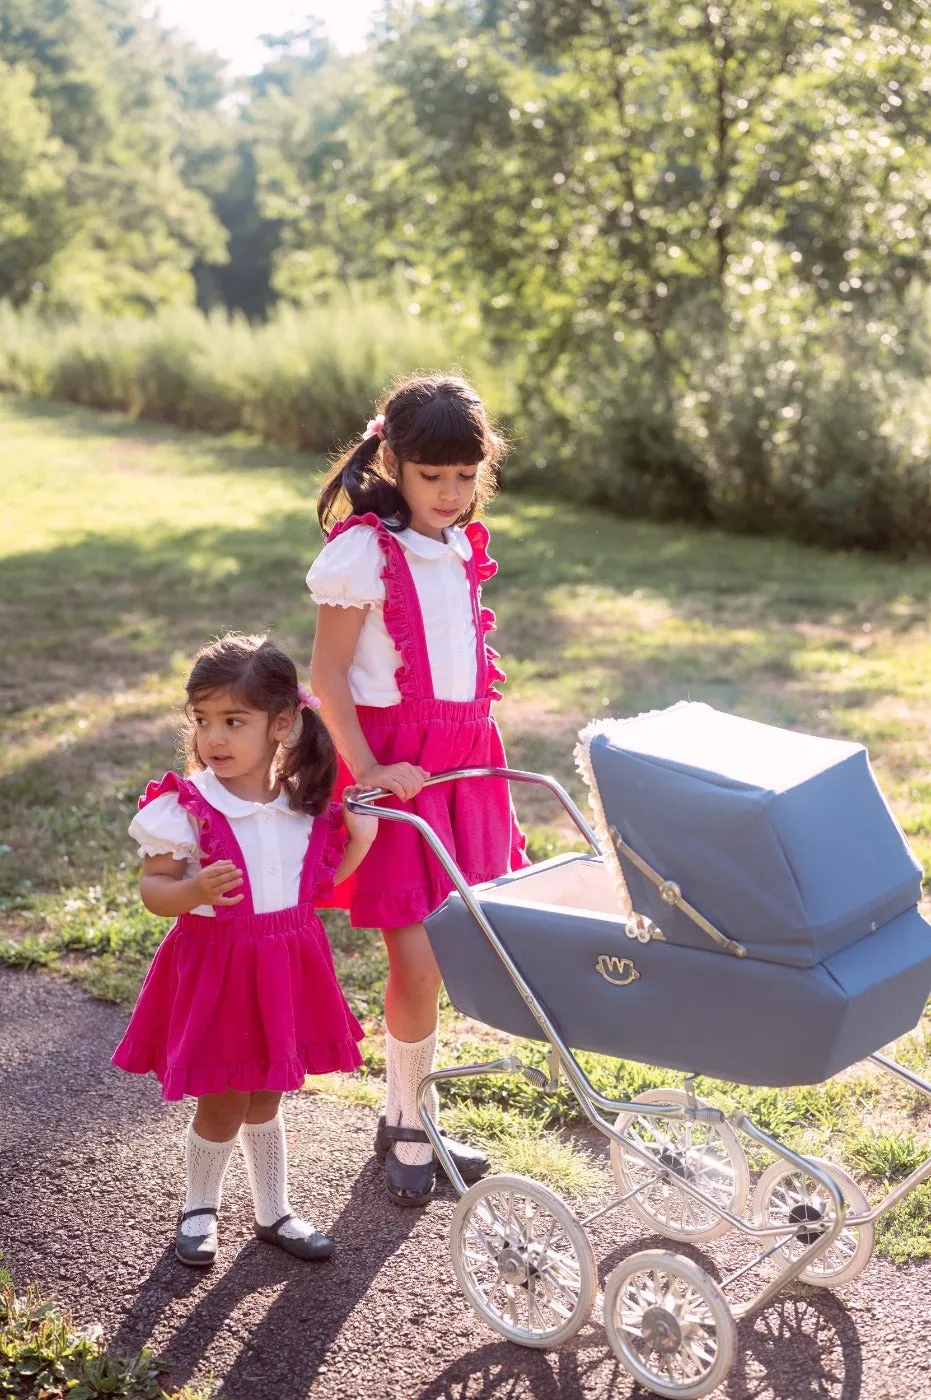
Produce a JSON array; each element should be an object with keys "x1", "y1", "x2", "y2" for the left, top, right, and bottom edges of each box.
[
  {"x1": 138, "y1": 773, "x2": 256, "y2": 917},
  {"x1": 326, "y1": 514, "x2": 435, "y2": 701},
  {"x1": 464, "y1": 521, "x2": 506, "y2": 701},
  {"x1": 297, "y1": 802, "x2": 336, "y2": 905}
]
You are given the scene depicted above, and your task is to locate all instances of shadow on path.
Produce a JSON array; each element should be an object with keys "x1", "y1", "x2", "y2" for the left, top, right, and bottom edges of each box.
[{"x1": 110, "y1": 1164, "x2": 421, "y2": 1400}]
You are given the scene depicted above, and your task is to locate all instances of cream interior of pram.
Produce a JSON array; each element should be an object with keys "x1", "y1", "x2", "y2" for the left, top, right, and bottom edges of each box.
[{"x1": 481, "y1": 855, "x2": 624, "y2": 919}]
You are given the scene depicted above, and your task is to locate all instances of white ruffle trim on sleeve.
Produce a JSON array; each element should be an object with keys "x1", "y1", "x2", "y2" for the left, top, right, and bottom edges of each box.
[
  {"x1": 128, "y1": 792, "x2": 200, "y2": 862},
  {"x1": 133, "y1": 837, "x2": 198, "y2": 860},
  {"x1": 306, "y1": 525, "x2": 386, "y2": 608}
]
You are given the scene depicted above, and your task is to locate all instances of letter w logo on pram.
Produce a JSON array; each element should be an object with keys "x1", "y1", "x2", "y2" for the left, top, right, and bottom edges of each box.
[{"x1": 595, "y1": 954, "x2": 640, "y2": 986}]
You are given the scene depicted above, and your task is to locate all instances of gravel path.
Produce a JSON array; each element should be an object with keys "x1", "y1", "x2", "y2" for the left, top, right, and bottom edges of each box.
[{"x1": 2, "y1": 966, "x2": 930, "y2": 1400}]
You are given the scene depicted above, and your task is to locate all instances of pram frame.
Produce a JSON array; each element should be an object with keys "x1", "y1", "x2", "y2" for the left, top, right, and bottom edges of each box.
[{"x1": 346, "y1": 768, "x2": 931, "y2": 1346}]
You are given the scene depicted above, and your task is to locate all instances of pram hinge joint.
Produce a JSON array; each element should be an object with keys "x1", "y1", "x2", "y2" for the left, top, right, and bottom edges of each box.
[{"x1": 609, "y1": 826, "x2": 748, "y2": 958}]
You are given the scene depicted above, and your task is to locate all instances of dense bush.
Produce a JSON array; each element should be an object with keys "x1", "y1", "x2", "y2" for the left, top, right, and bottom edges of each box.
[
  {"x1": 514, "y1": 298, "x2": 931, "y2": 554},
  {"x1": 675, "y1": 306, "x2": 931, "y2": 552}
]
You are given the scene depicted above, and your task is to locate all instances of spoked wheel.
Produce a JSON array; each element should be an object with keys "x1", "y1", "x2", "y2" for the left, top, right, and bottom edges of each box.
[
  {"x1": 603, "y1": 1250, "x2": 737, "y2": 1399},
  {"x1": 449, "y1": 1173, "x2": 597, "y2": 1348},
  {"x1": 611, "y1": 1088, "x2": 750, "y2": 1242},
  {"x1": 751, "y1": 1155, "x2": 874, "y2": 1287}
]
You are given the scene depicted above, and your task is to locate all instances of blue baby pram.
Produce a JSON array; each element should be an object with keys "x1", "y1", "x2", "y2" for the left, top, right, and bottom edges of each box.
[{"x1": 347, "y1": 703, "x2": 931, "y2": 1398}]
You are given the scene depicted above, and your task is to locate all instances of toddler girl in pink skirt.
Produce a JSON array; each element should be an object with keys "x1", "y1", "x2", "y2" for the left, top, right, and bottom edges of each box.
[
  {"x1": 113, "y1": 634, "x2": 375, "y2": 1266},
  {"x1": 308, "y1": 374, "x2": 528, "y2": 1207}
]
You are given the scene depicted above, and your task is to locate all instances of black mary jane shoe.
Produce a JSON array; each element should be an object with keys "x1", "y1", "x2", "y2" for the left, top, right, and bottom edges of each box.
[
  {"x1": 175, "y1": 1207, "x2": 219, "y2": 1268},
  {"x1": 375, "y1": 1115, "x2": 490, "y2": 1185},
  {"x1": 384, "y1": 1141, "x2": 437, "y2": 1207},
  {"x1": 253, "y1": 1212, "x2": 333, "y2": 1261}
]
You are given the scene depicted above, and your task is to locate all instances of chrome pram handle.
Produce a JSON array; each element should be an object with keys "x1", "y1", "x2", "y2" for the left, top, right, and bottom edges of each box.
[{"x1": 345, "y1": 766, "x2": 599, "y2": 850}]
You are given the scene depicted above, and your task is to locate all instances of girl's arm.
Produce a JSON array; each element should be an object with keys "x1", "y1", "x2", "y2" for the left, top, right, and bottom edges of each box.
[
  {"x1": 311, "y1": 604, "x2": 428, "y2": 802},
  {"x1": 139, "y1": 852, "x2": 243, "y2": 917},
  {"x1": 332, "y1": 786, "x2": 379, "y2": 886}
]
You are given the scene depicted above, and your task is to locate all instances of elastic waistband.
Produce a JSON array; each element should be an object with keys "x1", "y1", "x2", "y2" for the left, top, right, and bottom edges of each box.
[
  {"x1": 356, "y1": 697, "x2": 492, "y2": 727},
  {"x1": 176, "y1": 904, "x2": 316, "y2": 938}
]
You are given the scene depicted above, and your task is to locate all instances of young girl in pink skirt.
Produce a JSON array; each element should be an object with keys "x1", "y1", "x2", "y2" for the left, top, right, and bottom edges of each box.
[
  {"x1": 112, "y1": 634, "x2": 375, "y2": 1266},
  {"x1": 308, "y1": 374, "x2": 528, "y2": 1207}
]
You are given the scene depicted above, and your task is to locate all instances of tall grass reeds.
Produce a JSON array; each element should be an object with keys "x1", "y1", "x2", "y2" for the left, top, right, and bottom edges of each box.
[{"x1": 0, "y1": 294, "x2": 504, "y2": 454}]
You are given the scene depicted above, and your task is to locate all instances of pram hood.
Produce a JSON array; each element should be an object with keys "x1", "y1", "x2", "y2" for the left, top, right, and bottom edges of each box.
[{"x1": 576, "y1": 702, "x2": 923, "y2": 969}]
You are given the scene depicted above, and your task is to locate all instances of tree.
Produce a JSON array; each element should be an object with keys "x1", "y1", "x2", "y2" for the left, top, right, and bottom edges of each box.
[
  {"x1": 0, "y1": 60, "x2": 74, "y2": 303},
  {"x1": 271, "y1": 0, "x2": 930, "y2": 372},
  {"x1": 0, "y1": 0, "x2": 227, "y2": 312}
]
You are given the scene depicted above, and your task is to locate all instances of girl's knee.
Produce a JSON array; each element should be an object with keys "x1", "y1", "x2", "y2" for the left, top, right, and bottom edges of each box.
[
  {"x1": 245, "y1": 1090, "x2": 283, "y2": 1124},
  {"x1": 386, "y1": 952, "x2": 442, "y2": 996},
  {"x1": 193, "y1": 1089, "x2": 250, "y2": 1140}
]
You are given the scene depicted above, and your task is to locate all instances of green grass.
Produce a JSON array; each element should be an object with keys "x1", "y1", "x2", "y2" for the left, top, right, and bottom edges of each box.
[{"x1": 3, "y1": 393, "x2": 931, "y2": 1264}]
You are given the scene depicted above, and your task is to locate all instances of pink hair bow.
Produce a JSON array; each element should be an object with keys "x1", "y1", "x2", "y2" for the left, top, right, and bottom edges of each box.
[
  {"x1": 297, "y1": 683, "x2": 321, "y2": 712},
  {"x1": 364, "y1": 414, "x2": 385, "y2": 441}
]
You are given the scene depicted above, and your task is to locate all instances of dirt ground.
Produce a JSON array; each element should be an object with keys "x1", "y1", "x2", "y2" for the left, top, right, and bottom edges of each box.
[{"x1": 2, "y1": 966, "x2": 931, "y2": 1400}]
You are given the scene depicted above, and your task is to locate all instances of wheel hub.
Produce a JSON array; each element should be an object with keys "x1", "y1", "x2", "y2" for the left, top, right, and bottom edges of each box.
[
  {"x1": 497, "y1": 1244, "x2": 530, "y2": 1286},
  {"x1": 658, "y1": 1148, "x2": 686, "y2": 1178},
  {"x1": 641, "y1": 1305, "x2": 682, "y2": 1354},
  {"x1": 788, "y1": 1202, "x2": 825, "y2": 1247}
]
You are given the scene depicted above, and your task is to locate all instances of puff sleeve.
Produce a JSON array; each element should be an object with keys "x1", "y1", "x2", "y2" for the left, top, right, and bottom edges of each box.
[
  {"x1": 306, "y1": 526, "x2": 386, "y2": 609},
  {"x1": 128, "y1": 792, "x2": 201, "y2": 861}
]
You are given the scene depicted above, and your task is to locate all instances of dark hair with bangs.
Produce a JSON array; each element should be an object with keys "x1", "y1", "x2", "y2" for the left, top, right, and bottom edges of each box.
[
  {"x1": 317, "y1": 374, "x2": 504, "y2": 534},
  {"x1": 182, "y1": 634, "x2": 336, "y2": 816}
]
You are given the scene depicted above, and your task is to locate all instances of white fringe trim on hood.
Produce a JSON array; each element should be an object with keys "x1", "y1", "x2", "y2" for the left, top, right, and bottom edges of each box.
[{"x1": 574, "y1": 705, "x2": 690, "y2": 921}]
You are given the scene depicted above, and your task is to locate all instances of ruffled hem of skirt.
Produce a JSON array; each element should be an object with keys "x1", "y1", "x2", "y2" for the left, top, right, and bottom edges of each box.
[{"x1": 111, "y1": 1034, "x2": 364, "y2": 1101}]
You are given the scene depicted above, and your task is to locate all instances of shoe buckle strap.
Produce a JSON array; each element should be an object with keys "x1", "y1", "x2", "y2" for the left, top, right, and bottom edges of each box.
[{"x1": 383, "y1": 1123, "x2": 430, "y2": 1145}]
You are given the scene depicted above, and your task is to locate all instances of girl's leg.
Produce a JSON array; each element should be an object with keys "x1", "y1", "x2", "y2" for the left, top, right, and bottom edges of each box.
[
  {"x1": 193, "y1": 1089, "x2": 251, "y2": 1142},
  {"x1": 239, "y1": 1092, "x2": 332, "y2": 1257},
  {"x1": 177, "y1": 1091, "x2": 248, "y2": 1261},
  {"x1": 382, "y1": 923, "x2": 442, "y2": 1168}
]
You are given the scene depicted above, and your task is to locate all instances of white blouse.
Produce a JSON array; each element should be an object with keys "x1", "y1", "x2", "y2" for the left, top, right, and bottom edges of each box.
[
  {"x1": 128, "y1": 768, "x2": 316, "y2": 916},
  {"x1": 306, "y1": 523, "x2": 478, "y2": 705}
]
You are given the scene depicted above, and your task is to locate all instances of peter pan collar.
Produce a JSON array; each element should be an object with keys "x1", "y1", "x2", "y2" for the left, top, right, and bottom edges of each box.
[
  {"x1": 395, "y1": 524, "x2": 473, "y2": 562},
  {"x1": 192, "y1": 767, "x2": 300, "y2": 819}
]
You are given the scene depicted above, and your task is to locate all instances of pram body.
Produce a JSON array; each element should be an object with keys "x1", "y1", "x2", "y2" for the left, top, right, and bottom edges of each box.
[
  {"x1": 427, "y1": 704, "x2": 931, "y2": 1086},
  {"x1": 348, "y1": 703, "x2": 931, "y2": 1400}
]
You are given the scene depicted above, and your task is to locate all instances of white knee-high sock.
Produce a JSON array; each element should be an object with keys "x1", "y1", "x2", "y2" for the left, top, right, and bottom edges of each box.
[
  {"x1": 181, "y1": 1124, "x2": 237, "y2": 1236},
  {"x1": 240, "y1": 1112, "x2": 320, "y2": 1241},
  {"x1": 385, "y1": 1028, "x2": 440, "y2": 1167}
]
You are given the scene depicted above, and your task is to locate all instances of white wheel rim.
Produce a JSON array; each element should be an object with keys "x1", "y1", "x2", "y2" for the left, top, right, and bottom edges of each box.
[
  {"x1": 451, "y1": 1175, "x2": 595, "y2": 1347},
  {"x1": 753, "y1": 1158, "x2": 874, "y2": 1285},
  {"x1": 604, "y1": 1251, "x2": 736, "y2": 1398},
  {"x1": 613, "y1": 1090, "x2": 748, "y2": 1241}
]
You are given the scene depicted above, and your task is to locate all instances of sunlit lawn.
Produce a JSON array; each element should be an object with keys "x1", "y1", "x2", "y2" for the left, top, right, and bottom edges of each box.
[{"x1": 3, "y1": 393, "x2": 931, "y2": 1259}]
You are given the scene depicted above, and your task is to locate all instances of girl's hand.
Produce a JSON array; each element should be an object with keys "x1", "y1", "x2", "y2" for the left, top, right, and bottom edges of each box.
[
  {"x1": 341, "y1": 785, "x2": 379, "y2": 846},
  {"x1": 359, "y1": 762, "x2": 429, "y2": 803},
  {"x1": 191, "y1": 860, "x2": 244, "y2": 907}
]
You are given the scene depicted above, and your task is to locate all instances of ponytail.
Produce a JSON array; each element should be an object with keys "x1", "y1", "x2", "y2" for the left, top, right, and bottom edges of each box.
[
  {"x1": 316, "y1": 432, "x2": 411, "y2": 535},
  {"x1": 278, "y1": 707, "x2": 338, "y2": 817},
  {"x1": 181, "y1": 632, "x2": 338, "y2": 816},
  {"x1": 316, "y1": 375, "x2": 506, "y2": 536}
]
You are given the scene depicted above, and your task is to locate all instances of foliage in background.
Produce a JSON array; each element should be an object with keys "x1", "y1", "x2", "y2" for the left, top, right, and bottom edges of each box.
[
  {"x1": 257, "y1": 0, "x2": 930, "y2": 545},
  {"x1": 0, "y1": 295, "x2": 505, "y2": 452},
  {"x1": 0, "y1": 0, "x2": 227, "y2": 313},
  {"x1": 3, "y1": 0, "x2": 931, "y2": 549},
  {"x1": 2, "y1": 288, "x2": 930, "y2": 551}
]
